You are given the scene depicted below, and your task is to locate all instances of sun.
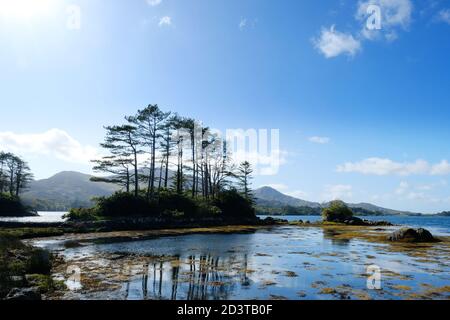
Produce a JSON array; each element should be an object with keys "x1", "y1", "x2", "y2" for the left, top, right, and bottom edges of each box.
[{"x1": 0, "y1": 0, "x2": 56, "y2": 20}]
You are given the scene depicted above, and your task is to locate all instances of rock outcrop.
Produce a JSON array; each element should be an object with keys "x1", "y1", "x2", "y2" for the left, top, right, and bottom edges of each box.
[{"x1": 387, "y1": 228, "x2": 439, "y2": 243}]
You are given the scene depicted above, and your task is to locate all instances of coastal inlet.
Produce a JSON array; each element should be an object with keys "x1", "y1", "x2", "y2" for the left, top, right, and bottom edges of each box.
[{"x1": 33, "y1": 224, "x2": 450, "y2": 300}]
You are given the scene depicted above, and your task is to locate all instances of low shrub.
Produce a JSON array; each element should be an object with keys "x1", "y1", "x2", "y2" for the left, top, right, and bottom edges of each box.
[
  {"x1": 95, "y1": 192, "x2": 158, "y2": 218},
  {"x1": 213, "y1": 189, "x2": 256, "y2": 219},
  {"x1": 322, "y1": 200, "x2": 354, "y2": 222},
  {"x1": 158, "y1": 192, "x2": 198, "y2": 218},
  {"x1": 64, "y1": 208, "x2": 100, "y2": 222}
]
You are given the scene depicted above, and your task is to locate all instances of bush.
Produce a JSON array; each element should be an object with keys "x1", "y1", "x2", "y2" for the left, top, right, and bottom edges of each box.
[
  {"x1": 196, "y1": 201, "x2": 221, "y2": 218},
  {"x1": 66, "y1": 190, "x2": 257, "y2": 221},
  {"x1": 64, "y1": 208, "x2": 100, "y2": 222},
  {"x1": 214, "y1": 189, "x2": 256, "y2": 219},
  {"x1": 158, "y1": 192, "x2": 198, "y2": 218},
  {"x1": 322, "y1": 200, "x2": 353, "y2": 222},
  {"x1": 95, "y1": 192, "x2": 158, "y2": 218}
]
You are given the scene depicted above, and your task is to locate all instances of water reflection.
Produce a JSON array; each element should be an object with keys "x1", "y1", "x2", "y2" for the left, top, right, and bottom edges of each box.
[
  {"x1": 322, "y1": 229, "x2": 350, "y2": 246},
  {"x1": 34, "y1": 225, "x2": 450, "y2": 300},
  {"x1": 124, "y1": 254, "x2": 253, "y2": 300}
]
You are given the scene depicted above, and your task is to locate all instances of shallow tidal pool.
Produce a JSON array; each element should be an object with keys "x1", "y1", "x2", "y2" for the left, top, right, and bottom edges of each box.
[{"x1": 33, "y1": 226, "x2": 450, "y2": 300}]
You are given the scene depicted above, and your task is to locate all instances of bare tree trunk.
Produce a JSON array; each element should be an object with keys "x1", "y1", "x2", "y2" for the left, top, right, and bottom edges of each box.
[
  {"x1": 191, "y1": 134, "x2": 196, "y2": 198},
  {"x1": 133, "y1": 151, "x2": 138, "y2": 197},
  {"x1": 149, "y1": 122, "x2": 157, "y2": 197}
]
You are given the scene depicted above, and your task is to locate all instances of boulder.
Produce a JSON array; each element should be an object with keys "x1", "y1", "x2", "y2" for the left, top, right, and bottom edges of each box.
[
  {"x1": 343, "y1": 217, "x2": 365, "y2": 226},
  {"x1": 5, "y1": 288, "x2": 42, "y2": 300},
  {"x1": 387, "y1": 228, "x2": 439, "y2": 243}
]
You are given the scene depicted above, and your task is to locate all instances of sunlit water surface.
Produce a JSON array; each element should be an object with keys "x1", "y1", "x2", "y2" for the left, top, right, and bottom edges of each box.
[{"x1": 34, "y1": 225, "x2": 450, "y2": 300}]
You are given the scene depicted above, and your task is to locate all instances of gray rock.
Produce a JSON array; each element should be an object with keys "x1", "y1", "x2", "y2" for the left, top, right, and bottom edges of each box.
[
  {"x1": 5, "y1": 288, "x2": 42, "y2": 300},
  {"x1": 387, "y1": 228, "x2": 439, "y2": 243}
]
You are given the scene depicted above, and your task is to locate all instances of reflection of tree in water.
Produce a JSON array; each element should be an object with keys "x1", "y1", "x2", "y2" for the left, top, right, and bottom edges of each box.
[
  {"x1": 322, "y1": 229, "x2": 350, "y2": 246},
  {"x1": 125, "y1": 254, "x2": 252, "y2": 300}
]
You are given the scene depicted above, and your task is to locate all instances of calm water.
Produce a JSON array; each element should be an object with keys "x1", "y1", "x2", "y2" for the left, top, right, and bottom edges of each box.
[
  {"x1": 258, "y1": 215, "x2": 450, "y2": 236},
  {"x1": 35, "y1": 224, "x2": 450, "y2": 300},
  {"x1": 0, "y1": 211, "x2": 67, "y2": 223},
  {"x1": 1, "y1": 212, "x2": 448, "y2": 236}
]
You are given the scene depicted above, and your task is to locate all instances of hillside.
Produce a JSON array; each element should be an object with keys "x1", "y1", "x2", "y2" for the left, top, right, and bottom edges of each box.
[
  {"x1": 21, "y1": 171, "x2": 119, "y2": 211},
  {"x1": 255, "y1": 186, "x2": 421, "y2": 216},
  {"x1": 18, "y1": 173, "x2": 424, "y2": 215},
  {"x1": 254, "y1": 187, "x2": 321, "y2": 208}
]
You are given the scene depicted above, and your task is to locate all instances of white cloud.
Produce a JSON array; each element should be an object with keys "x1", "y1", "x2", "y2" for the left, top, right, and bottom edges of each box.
[
  {"x1": 313, "y1": 25, "x2": 361, "y2": 58},
  {"x1": 437, "y1": 9, "x2": 450, "y2": 24},
  {"x1": 357, "y1": 0, "x2": 413, "y2": 29},
  {"x1": 239, "y1": 17, "x2": 258, "y2": 30},
  {"x1": 286, "y1": 190, "x2": 309, "y2": 199},
  {"x1": 313, "y1": 0, "x2": 413, "y2": 58},
  {"x1": 337, "y1": 158, "x2": 430, "y2": 176},
  {"x1": 158, "y1": 16, "x2": 172, "y2": 27},
  {"x1": 323, "y1": 184, "x2": 353, "y2": 201},
  {"x1": 309, "y1": 136, "x2": 330, "y2": 144},
  {"x1": 146, "y1": 0, "x2": 162, "y2": 6},
  {"x1": 395, "y1": 181, "x2": 409, "y2": 194},
  {"x1": 232, "y1": 149, "x2": 288, "y2": 176},
  {"x1": 0, "y1": 129, "x2": 100, "y2": 165},
  {"x1": 431, "y1": 160, "x2": 450, "y2": 175},
  {"x1": 356, "y1": 0, "x2": 413, "y2": 42},
  {"x1": 239, "y1": 18, "x2": 247, "y2": 30},
  {"x1": 337, "y1": 158, "x2": 450, "y2": 176}
]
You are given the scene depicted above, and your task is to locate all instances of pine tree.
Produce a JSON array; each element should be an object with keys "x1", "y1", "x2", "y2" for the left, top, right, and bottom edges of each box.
[{"x1": 237, "y1": 161, "x2": 254, "y2": 203}]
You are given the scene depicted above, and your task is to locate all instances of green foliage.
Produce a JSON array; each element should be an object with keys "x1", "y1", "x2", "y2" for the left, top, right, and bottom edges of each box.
[
  {"x1": 95, "y1": 192, "x2": 158, "y2": 217},
  {"x1": 322, "y1": 200, "x2": 354, "y2": 222},
  {"x1": 65, "y1": 189, "x2": 255, "y2": 222},
  {"x1": 0, "y1": 236, "x2": 54, "y2": 298},
  {"x1": 256, "y1": 205, "x2": 322, "y2": 216},
  {"x1": 0, "y1": 227, "x2": 64, "y2": 239},
  {"x1": 214, "y1": 189, "x2": 256, "y2": 219},
  {"x1": 26, "y1": 274, "x2": 66, "y2": 294},
  {"x1": 0, "y1": 193, "x2": 32, "y2": 217},
  {"x1": 64, "y1": 208, "x2": 100, "y2": 222},
  {"x1": 158, "y1": 191, "x2": 197, "y2": 218}
]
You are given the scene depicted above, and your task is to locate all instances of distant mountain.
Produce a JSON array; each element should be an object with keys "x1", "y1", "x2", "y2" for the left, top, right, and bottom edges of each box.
[
  {"x1": 19, "y1": 172, "x2": 425, "y2": 215},
  {"x1": 21, "y1": 171, "x2": 119, "y2": 211},
  {"x1": 254, "y1": 186, "x2": 421, "y2": 216},
  {"x1": 254, "y1": 187, "x2": 321, "y2": 208}
]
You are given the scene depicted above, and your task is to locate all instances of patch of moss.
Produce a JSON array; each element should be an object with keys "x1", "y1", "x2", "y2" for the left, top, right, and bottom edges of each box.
[
  {"x1": 269, "y1": 294, "x2": 288, "y2": 300},
  {"x1": 284, "y1": 271, "x2": 298, "y2": 277},
  {"x1": 26, "y1": 274, "x2": 66, "y2": 294},
  {"x1": 320, "y1": 287, "x2": 337, "y2": 295},
  {"x1": 0, "y1": 227, "x2": 64, "y2": 239},
  {"x1": 391, "y1": 285, "x2": 413, "y2": 291}
]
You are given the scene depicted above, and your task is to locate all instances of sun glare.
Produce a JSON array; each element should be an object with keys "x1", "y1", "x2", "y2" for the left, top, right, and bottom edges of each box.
[{"x1": 0, "y1": 0, "x2": 56, "y2": 20}]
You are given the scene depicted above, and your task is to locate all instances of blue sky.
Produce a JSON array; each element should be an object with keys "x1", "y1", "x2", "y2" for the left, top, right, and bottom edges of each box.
[{"x1": 1, "y1": 0, "x2": 450, "y2": 213}]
